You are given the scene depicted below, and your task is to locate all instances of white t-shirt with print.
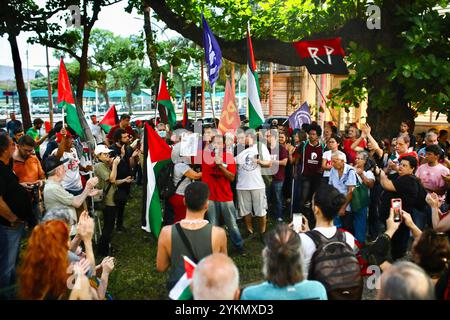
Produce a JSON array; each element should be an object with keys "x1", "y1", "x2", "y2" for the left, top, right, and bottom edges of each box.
[
  {"x1": 52, "y1": 147, "x2": 82, "y2": 191},
  {"x1": 299, "y1": 227, "x2": 357, "y2": 279},
  {"x1": 235, "y1": 144, "x2": 271, "y2": 190}
]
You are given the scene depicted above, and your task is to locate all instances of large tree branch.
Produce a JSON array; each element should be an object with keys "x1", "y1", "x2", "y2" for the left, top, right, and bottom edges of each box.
[
  {"x1": 149, "y1": 0, "x2": 370, "y2": 66},
  {"x1": 36, "y1": 34, "x2": 81, "y2": 61}
]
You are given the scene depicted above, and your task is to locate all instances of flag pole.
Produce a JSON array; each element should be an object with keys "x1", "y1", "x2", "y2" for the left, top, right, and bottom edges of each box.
[
  {"x1": 306, "y1": 71, "x2": 337, "y2": 123},
  {"x1": 208, "y1": 83, "x2": 217, "y2": 129}
]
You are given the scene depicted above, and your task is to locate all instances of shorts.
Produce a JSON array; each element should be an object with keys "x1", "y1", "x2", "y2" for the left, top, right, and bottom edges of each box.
[{"x1": 237, "y1": 189, "x2": 267, "y2": 217}]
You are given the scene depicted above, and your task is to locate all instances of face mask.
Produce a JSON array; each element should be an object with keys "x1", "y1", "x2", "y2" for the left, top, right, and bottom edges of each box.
[{"x1": 158, "y1": 130, "x2": 167, "y2": 138}]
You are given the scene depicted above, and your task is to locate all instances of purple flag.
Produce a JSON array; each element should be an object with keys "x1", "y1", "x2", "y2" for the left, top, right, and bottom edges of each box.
[
  {"x1": 202, "y1": 14, "x2": 222, "y2": 86},
  {"x1": 288, "y1": 102, "x2": 311, "y2": 129}
]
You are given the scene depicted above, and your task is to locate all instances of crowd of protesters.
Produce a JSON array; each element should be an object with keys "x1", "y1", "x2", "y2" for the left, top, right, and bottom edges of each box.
[{"x1": 1, "y1": 109, "x2": 450, "y2": 300}]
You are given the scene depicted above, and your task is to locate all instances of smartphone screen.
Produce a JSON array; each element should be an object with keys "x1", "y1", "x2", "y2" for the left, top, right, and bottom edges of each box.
[
  {"x1": 292, "y1": 213, "x2": 303, "y2": 231},
  {"x1": 392, "y1": 199, "x2": 402, "y2": 222}
]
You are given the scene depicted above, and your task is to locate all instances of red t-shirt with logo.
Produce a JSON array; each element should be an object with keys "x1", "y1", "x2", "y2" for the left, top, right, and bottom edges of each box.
[{"x1": 201, "y1": 151, "x2": 236, "y2": 202}]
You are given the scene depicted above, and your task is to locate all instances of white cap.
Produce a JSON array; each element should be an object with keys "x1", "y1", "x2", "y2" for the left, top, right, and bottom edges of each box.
[{"x1": 94, "y1": 144, "x2": 112, "y2": 155}]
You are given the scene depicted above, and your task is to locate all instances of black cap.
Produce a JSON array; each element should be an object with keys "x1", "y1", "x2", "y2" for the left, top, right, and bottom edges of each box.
[{"x1": 42, "y1": 156, "x2": 69, "y2": 174}]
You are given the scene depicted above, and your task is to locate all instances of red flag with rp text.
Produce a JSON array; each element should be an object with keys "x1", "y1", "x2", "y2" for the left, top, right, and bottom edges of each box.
[{"x1": 293, "y1": 38, "x2": 348, "y2": 75}]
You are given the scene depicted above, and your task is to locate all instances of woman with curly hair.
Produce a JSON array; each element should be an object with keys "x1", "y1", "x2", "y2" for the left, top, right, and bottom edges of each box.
[{"x1": 18, "y1": 220, "x2": 70, "y2": 300}]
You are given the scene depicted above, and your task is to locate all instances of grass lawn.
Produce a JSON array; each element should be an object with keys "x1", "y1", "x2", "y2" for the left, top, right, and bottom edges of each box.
[{"x1": 106, "y1": 184, "x2": 268, "y2": 300}]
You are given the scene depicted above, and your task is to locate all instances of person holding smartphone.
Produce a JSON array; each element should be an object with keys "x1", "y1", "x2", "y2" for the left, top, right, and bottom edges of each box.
[{"x1": 377, "y1": 156, "x2": 423, "y2": 260}]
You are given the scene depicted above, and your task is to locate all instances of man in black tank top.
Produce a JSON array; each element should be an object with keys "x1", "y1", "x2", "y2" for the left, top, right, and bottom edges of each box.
[{"x1": 156, "y1": 182, "x2": 228, "y2": 292}]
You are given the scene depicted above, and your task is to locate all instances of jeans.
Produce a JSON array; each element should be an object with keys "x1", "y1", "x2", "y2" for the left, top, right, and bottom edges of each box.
[
  {"x1": 0, "y1": 222, "x2": 25, "y2": 299},
  {"x1": 295, "y1": 175, "x2": 322, "y2": 227},
  {"x1": 334, "y1": 211, "x2": 354, "y2": 235},
  {"x1": 207, "y1": 201, "x2": 243, "y2": 250},
  {"x1": 368, "y1": 182, "x2": 382, "y2": 240},
  {"x1": 269, "y1": 181, "x2": 284, "y2": 219},
  {"x1": 98, "y1": 206, "x2": 117, "y2": 256},
  {"x1": 353, "y1": 207, "x2": 368, "y2": 244},
  {"x1": 116, "y1": 202, "x2": 127, "y2": 229},
  {"x1": 412, "y1": 207, "x2": 428, "y2": 231}
]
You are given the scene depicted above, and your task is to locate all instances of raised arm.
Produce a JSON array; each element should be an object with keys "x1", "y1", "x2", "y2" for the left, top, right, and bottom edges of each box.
[
  {"x1": 427, "y1": 193, "x2": 450, "y2": 232},
  {"x1": 55, "y1": 128, "x2": 67, "y2": 160},
  {"x1": 365, "y1": 124, "x2": 383, "y2": 158},
  {"x1": 71, "y1": 177, "x2": 99, "y2": 208},
  {"x1": 378, "y1": 169, "x2": 396, "y2": 192}
]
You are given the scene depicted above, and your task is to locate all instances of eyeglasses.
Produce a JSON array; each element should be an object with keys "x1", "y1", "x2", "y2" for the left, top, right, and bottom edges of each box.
[{"x1": 21, "y1": 148, "x2": 34, "y2": 154}]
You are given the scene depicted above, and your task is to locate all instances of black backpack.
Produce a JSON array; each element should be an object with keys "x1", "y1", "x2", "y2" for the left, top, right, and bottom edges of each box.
[
  {"x1": 157, "y1": 162, "x2": 187, "y2": 199},
  {"x1": 306, "y1": 229, "x2": 363, "y2": 300}
]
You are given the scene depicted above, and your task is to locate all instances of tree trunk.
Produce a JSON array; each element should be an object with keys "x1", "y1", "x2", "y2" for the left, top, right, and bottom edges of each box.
[
  {"x1": 8, "y1": 32, "x2": 32, "y2": 131},
  {"x1": 142, "y1": 3, "x2": 160, "y2": 99},
  {"x1": 76, "y1": 27, "x2": 91, "y2": 109},
  {"x1": 101, "y1": 88, "x2": 110, "y2": 108},
  {"x1": 74, "y1": 25, "x2": 96, "y2": 149},
  {"x1": 366, "y1": 75, "x2": 415, "y2": 139},
  {"x1": 365, "y1": 0, "x2": 415, "y2": 139},
  {"x1": 126, "y1": 89, "x2": 133, "y2": 114}
]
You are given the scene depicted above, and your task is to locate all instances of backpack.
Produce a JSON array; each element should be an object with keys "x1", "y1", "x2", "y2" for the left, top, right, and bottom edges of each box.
[
  {"x1": 157, "y1": 162, "x2": 187, "y2": 199},
  {"x1": 306, "y1": 229, "x2": 363, "y2": 300}
]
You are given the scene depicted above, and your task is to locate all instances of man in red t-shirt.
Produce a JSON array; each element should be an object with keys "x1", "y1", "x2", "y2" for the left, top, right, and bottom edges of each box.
[
  {"x1": 106, "y1": 114, "x2": 136, "y2": 146},
  {"x1": 202, "y1": 134, "x2": 244, "y2": 253}
]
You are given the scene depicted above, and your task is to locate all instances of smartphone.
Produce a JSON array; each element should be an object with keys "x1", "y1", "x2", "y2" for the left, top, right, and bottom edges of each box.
[
  {"x1": 131, "y1": 139, "x2": 140, "y2": 149},
  {"x1": 292, "y1": 213, "x2": 303, "y2": 231},
  {"x1": 391, "y1": 198, "x2": 402, "y2": 222}
]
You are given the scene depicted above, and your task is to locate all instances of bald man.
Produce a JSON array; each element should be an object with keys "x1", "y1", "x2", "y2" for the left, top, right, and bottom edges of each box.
[
  {"x1": 377, "y1": 261, "x2": 435, "y2": 300},
  {"x1": 192, "y1": 253, "x2": 240, "y2": 300}
]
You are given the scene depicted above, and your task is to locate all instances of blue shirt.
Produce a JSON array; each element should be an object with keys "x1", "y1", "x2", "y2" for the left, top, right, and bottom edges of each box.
[
  {"x1": 6, "y1": 119, "x2": 22, "y2": 138},
  {"x1": 241, "y1": 280, "x2": 328, "y2": 300},
  {"x1": 328, "y1": 164, "x2": 357, "y2": 211}
]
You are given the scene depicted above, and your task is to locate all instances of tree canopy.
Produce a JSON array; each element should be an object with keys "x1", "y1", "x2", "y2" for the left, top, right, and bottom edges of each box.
[{"x1": 148, "y1": 0, "x2": 450, "y2": 136}]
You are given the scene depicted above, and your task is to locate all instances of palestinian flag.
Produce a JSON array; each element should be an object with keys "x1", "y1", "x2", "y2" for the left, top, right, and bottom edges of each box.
[
  {"x1": 57, "y1": 58, "x2": 84, "y2": 139},
  {"x1": 293, "y1": 38, "x2": 349, "y2": 75},
  {"x1": 247, "y1": 25, "x2": 264, "y2": 129},
  {"x1": 142, "y1": 123, "x2": 172, "y2": 237},
  {"x1": 157, "y1": 73, "x2": 177, "y2": 130},
  {"x1": 182, "y1": 98, "x2": 188, "y2": 129},
  {"x1": 169, "y1": 256, "x2": 197, "y2": 300},
  {"x1": 99, "y1": 105, "x2": 118, "y2": 133}
]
